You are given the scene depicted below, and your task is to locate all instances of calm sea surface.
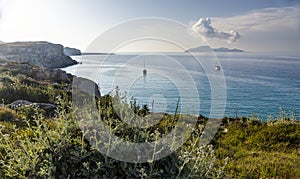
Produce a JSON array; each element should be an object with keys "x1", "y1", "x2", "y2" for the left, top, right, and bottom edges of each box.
[{"x1": 63, "y1": 52, "x2": 300, "y2": 120}]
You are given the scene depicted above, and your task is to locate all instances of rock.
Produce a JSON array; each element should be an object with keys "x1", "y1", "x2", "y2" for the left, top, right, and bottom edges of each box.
[
  {"x1": 64, "y1": 47, "x2": 81, "y2": 56},
  {"x1": 0, "y1": 41, "x2": 78, "y2": 68},
  {"x1": 54, "y1": 69, "x2": 70, "y2": 82},
  {"x1": 32, "y1": 70, "x2": 49, "y2": 81},
  {"x1": 9, "y1": 100, "x2": 33, "y2": 109},
  {"x1": 72, "y1": 77, "x2": 101, "y2": 98},
  {"x1": 9, "y1": 100, "x2": 57, "y2": 117}
]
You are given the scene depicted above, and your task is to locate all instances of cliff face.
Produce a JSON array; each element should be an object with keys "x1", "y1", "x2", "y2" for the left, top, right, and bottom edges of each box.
[{"x1": 0, "y1": 41, "x2": 77, "y2": 68}]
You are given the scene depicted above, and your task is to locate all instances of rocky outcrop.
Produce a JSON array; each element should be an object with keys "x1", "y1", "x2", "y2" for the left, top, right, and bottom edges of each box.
[
  {"x1": 9, "y1": 100, "x2": 32, "y2": 108},
  {"x1": 64, "y1": 47, "x2": 81, "y2": 56},
  {"x1": 0, "y1": 41, "x2": 78, "y2": 68},
  {"x1": 9, "y1": 100, "x2": 57, "y2": 117},
  {"x1": 0, "y1": 61, "x2": 101, "y2": 98},
  {"x1": 72, "y1": 77, "x2": 101, "y2": 98}
]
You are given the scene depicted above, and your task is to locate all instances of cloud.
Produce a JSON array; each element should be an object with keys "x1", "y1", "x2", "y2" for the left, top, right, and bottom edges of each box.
[
  {"x1": 213, "y1": 6, "x2": 300, "y2": 33},
  {"x1": 210, "y1": 6, "x2": 300, "y2": 51},
  {"x1": 191, "y1": 17, "x2": 241, "y2": 43}
]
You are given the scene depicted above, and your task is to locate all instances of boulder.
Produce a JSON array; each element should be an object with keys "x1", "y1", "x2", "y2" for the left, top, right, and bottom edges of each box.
[
  {"x1": 72, "y1": 77, "x2": 101, "y2": 98},
  {"x1": 9, "y1": 100, "x2": 57, "y2": 117},
  {"x1": 54, "y1": 69, "x2": 70, "y2": 82},
  {"x1": 9, "y1": 100, "x2": 32, "y2": 109}
]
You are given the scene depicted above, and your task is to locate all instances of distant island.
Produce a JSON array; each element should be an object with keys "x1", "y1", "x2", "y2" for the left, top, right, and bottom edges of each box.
[
  {"x1": 186, "y1": 46, "x2": 244, "y2": 53},
  {"x1": 63, "y1": 47, "x2": 81, "y2": 56},
  {"x1": 81, "y1": 52, "x2": 115, "y2": 55}
]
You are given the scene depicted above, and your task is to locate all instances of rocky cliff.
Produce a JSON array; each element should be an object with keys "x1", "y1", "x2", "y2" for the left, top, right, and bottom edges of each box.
[{"x1": 0, "y1": 41, "x2": 78, "y2": 68}]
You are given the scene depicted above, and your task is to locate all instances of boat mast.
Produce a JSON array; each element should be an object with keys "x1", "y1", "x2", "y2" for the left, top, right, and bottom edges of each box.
[{"x1": 143, "y1": 56, "x2": 147, "y2": 75}]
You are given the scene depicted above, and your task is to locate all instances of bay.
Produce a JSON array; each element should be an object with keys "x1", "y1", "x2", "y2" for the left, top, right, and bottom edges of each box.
[{"x1": 63, "y1": 52, "x2": 300, "y2": 120}]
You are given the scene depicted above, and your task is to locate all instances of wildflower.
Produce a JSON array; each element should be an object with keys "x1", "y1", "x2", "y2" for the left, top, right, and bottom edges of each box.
[{"x1": 3, "y1": 134, "x2": 9, "y2": 139}]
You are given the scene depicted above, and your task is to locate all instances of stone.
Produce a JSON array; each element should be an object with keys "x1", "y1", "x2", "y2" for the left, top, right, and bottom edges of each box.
[
  {"x1": 72, "y1": 77, "x2": 101, "y2": 98},
  {"x1": 9, "y1": 100, "x2": 33, "y2": 109},
  {"x1": 55, "y1": 69, "x2": 69, "y2": 82},
  {"x1": 9, "y1": 100, "x2": 57, "y2": 117}
]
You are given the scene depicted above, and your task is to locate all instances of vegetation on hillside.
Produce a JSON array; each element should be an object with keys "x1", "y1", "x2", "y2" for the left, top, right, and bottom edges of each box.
[
  {"x1": 0, "y1": 60, "x2": 299, "y2": 178},
  {"x1": 214, "y1": 116, "x2": 300, "y2": 178},
  {"x1": 0, "y1": 95, "x2": 228, "y2": 178}
]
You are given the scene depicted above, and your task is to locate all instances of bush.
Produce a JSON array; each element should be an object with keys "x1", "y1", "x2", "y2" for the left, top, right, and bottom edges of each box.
[{"x1": 0, "y1": 107, "x2": 17, "y2": 122}]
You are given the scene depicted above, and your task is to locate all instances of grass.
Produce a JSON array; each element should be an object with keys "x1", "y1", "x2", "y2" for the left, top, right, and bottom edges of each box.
[{"x1": 214, "y1": 117, "x2": 300, "y2": 178}]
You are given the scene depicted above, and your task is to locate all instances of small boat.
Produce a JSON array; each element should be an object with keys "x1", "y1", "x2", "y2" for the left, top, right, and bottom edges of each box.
[
  {"x1": 215, "y1": 65, "x2": 221, "y2": 70},
  {"x1": 214, "y1": 62, "x2": 221, "y2": 71}
]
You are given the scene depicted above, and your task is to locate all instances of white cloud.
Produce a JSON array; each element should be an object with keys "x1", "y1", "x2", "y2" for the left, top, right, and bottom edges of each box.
[
  {"x1": 195, "y1": 6, "x2": 300, "y2": 52},
  {"x1": 191, "y1": 17, "x2": 240, "y2": 43}
]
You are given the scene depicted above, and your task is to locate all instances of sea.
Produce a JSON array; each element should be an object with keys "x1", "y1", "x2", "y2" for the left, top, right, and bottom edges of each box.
[{"x1": 62, "y1": 52, "x2": 300, "y2": 120}]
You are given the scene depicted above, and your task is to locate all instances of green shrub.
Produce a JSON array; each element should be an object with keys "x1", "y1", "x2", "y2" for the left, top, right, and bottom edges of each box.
[{"x1": 0, "y1": 107, "x2": 17, "y2": 122}]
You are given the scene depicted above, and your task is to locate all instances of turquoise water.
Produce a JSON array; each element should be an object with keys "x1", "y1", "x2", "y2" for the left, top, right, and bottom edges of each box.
[{"x1": 63, "y1": 52, "x2": 300, "y2": 120}]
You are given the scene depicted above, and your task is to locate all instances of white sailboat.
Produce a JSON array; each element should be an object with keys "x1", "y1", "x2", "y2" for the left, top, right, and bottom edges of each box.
[{"x1": 214, "y1": 62, "x2": 221, "y2": 71}]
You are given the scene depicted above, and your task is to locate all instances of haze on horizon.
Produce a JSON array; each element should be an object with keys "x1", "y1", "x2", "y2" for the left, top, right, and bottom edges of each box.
[{"x1": 0, "y1": 0, "x2": 299, "y2": 53}]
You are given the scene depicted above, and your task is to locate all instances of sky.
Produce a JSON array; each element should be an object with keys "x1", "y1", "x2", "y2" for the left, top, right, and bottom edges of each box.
[{"x1": 0, "y1": 0, "x2": 299, "y2": 52}]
